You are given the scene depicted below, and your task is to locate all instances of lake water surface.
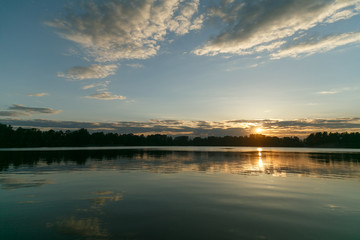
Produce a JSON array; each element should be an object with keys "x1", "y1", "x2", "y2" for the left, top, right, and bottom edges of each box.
[{"x1": 1, "y1": 147, "x2": 360, "y2": 240}]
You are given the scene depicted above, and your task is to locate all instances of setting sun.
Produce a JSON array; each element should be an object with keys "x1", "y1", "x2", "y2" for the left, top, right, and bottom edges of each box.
[{"x1": 255, "y1": 128, "x2": 263, "y2": 134}]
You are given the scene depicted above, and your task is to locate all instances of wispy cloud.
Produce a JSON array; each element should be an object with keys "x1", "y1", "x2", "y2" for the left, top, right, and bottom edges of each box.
[
  {"x1": 47, "y1": 0, "x2": 203, "y2": 62},
  {"x1": 194, "y1": 0, "x2": 360, "y2": 59},
  {"x1": 8, "y1": 104, "x2": 61, "y2": 114},
  {"x1": 58, "y1": 64, "x2": 117, "y2": 80},
  {"x1": 27, "y1": 92, "x2": 49, "y2": 97},
  {"x1": 85, "y1": 92, "x2": 126, "y2": 101}
]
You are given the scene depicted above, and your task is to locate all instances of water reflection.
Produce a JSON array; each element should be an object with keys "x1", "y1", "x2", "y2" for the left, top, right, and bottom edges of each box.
[
  {"x1": 258, "y1": 148, "x2": 263, "y2": 168},
  {"x1": 91, "y1": 191, "x2": 123, "y2": 209},
  {"x1": 47, "y1": 216, "x2": 108, "y2": 238},
  {"x1": 0, "y1": 176, "x2": 53, "y2": 190},
  {"x1": 1, "y1": 148, "x2": 360, "y2": 179},
  {"x1": 1, "y1": 148, "x2": 360, "y2": 240},
  {"x1": 46, "y1": 191, "x2": 122, "y2": 239}
]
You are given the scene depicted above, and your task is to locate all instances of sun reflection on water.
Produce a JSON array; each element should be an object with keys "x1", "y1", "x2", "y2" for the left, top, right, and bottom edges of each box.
[{"x1": 257, "y1": 147, "x2": 264, "y2": 169}]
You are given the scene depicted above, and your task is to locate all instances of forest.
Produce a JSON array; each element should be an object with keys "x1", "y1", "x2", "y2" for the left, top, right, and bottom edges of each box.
[{"x1": 1, "y1": 123, "x2": 360, "y2": 148}]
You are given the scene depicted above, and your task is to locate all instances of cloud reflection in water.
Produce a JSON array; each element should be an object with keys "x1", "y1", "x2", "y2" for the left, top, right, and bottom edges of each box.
[{"x1": 47, "y1": 216, "x2": 108, "y2": 238}]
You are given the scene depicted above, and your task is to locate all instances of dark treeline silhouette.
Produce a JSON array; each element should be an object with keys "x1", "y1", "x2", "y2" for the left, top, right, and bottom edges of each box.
[{"x1": 1, "y1": 123, "x2": 360, "y2": 148}]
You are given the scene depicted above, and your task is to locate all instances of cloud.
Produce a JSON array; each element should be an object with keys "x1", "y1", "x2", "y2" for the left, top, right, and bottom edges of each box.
[
  {"x1": 2, "y1": 117, "x2": 360, "y2": 137},
  {"x1": 27, "y1": 92, "x2": 49, "y2": 97},
  {"x1": 58, "y1": 64, "x2": 117, "y2": 80},
  {"x1": 317, "y1": 90, "x2": 338, "y2": 95},
  {"x1": 126, "y1": 63, "x2": 144, "y2": 69},
  {"x1": 82, "y1": 81, "x2": 110, "y2": 90},
  {"x1": 325, "y1": 4, "x2": 360, "y2": 23},
  {"x1": 194, "y1": 0, "x2": 360, "y2": 58},
  {"x1": 47, "y1": 0, "x2": 203, "y2": 62},
  {"x1": 85, "y1": 92, "x2": 126, "y2": 100},
  {"x1": 0, "y1": 111, "x2": 29, "y2": 117},
  {"x1": 8, "y1": 104, "x2": 61, "y2": 114},
  {"x1": 316, "y1": 87, "x2": 356, "y2": 95},
  {"x1": 82, "y1": 84, "x2": 96, "y2": 90},
  {"x1": 261, "y1": 118, "x2": 360, "y2": 130},
  {"x1": 271, "y1": 31, "x2": 360, "y2": 59}
]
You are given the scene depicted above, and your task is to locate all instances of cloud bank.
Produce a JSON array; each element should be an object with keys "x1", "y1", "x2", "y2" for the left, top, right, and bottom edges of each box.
[
  {"x1": 2, "y1": 118, "x2": 360, "y2": 137},
  {"x1": 47, "y1": 0, "x2": 203, "y2": 62},
  {"x1": 194, "y1": 0, "x2": 360, "y2": 58}
]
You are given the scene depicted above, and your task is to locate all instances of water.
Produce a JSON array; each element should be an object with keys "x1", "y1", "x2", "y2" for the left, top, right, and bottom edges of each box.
[{"x1": 1, "y1": 147, "x2": 360, "y2": 240}]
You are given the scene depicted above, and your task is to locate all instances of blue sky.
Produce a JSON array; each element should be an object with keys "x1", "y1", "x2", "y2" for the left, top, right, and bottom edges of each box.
[{"x1": 1, "y1": 0, "x2": 360, "y2": 137}]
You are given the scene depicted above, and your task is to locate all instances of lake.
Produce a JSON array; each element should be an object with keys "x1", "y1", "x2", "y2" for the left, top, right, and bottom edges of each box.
[{"x1": 1, "y1": 147, "x2": 360, "y2": 240}]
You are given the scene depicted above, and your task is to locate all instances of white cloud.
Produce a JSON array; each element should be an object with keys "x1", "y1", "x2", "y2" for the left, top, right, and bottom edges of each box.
[
  {"x1": 85, "y1": 92, "x2": 126, "y2": 100},
  {"x1": 58, "y1": 64, "x2": 117, "y2": 80},
  {"x1": 47, "y1": 0, "x2": 203, "y2": 62},
  {"x1": 27, "y1": 92, "x2": 49, "y2": 97},
  {"x1": 194, "y1": 0, "x2": 360, "y2": 58},
  {"x1": 168, "y1": 0, "x2": 203, "y2": 35}
]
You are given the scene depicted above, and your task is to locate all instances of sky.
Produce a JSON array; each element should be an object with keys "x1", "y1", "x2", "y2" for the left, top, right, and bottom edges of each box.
[{"x1": 1, "y1": 0, "x2": 360, "y2": 137}]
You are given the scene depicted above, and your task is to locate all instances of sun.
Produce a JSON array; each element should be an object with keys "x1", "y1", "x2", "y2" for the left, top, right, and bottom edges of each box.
[{"x1": 255, "y1": 127, "x2": 263, "y2": 134}]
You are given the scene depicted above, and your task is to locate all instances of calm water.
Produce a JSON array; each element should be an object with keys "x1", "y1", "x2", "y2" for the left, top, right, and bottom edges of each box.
[{"x1": 1, "y1": 147, "x2": 360, "y2": 240}]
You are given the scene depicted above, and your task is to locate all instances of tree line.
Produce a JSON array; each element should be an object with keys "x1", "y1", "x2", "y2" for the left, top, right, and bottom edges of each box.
[{"x1": 1, "y1": 123, "x2": 360, "y2": 148}]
